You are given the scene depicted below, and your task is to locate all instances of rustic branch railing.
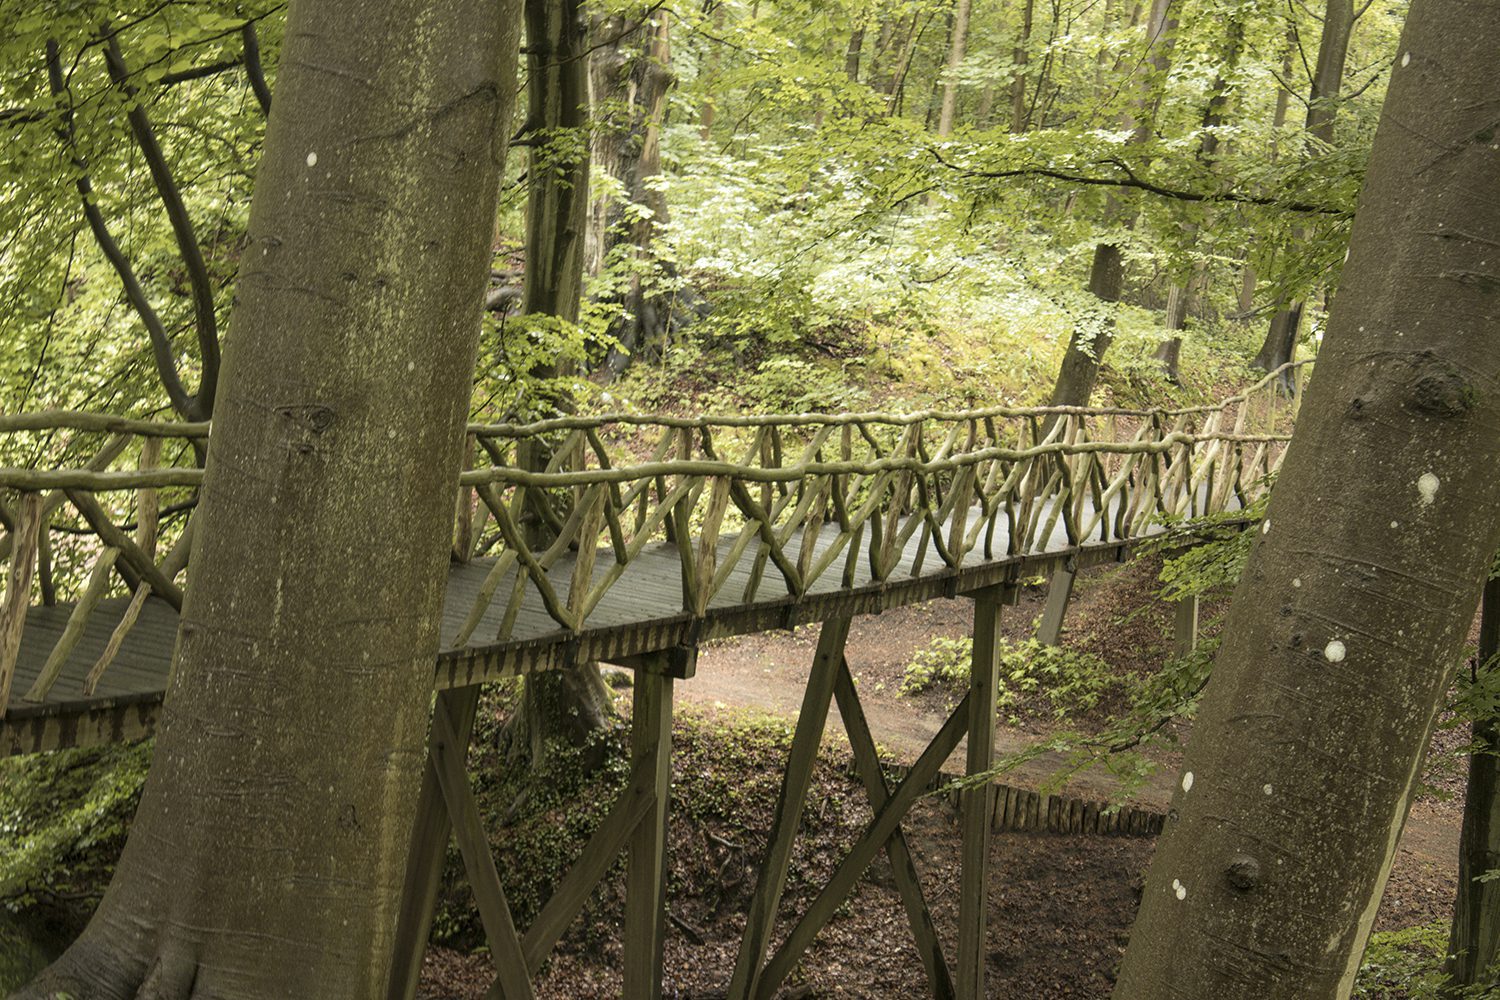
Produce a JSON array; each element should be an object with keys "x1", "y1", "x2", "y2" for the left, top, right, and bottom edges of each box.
[{"x1": 0, "y1": 367, "x2": 1298, "y2": 711}]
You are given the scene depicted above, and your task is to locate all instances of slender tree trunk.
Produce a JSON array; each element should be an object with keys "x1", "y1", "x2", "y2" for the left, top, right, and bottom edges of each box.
[
  {"x1": 1446, "y1": 570, "x2": 1500, "y2": 992},
  {"x1": 515, "y1": 0, "x2": 614, "y2": 765},
  {"x1": 844, "y1": 22, "x2": 867, "y2": 82},
  {"x1": 699, "y1": 3, "x2": 726, "y2": 138},
  {"x1": 590, "y1": 9, "x2": 676, "y2": 378},
  {"x1": 1048, "y1": 0, "x2": 1175, "y2": 407},
  {"x1": 937, "y1": 0, "x2": 974, "y2": 137},
  {"x1": 1010, "y1": 0, "x2": 1035, "y2": 132},
  {"x1": 1116, "y1": 5, "x2": 1500, "y2": 997},
  {"x1": 1253, "y1": 0, "x2": 1355, "y2": 384},
  {"x1": 1154, "y1": 6, "x2": 1247, "y2": 381},
  {"x1": 14, "y1": 1, "x2": 520, "y2": 996}
]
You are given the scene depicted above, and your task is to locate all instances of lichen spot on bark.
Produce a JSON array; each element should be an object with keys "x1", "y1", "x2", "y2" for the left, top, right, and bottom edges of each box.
[
  {"x1": 1418, "y1": 473, "x2": 1440, "y2": 505},
  {"x1": 1324, "y1": 640, "x2": 1347, "y2": 663},
  {"x1": 1181, "y1": 771, "x2": 1194, "y2": 793}
]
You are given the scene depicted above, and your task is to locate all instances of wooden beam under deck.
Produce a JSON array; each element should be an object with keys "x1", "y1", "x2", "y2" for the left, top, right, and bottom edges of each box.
[{"x1": 1, "y1": 515, "x2": 1171, "y2": 756}]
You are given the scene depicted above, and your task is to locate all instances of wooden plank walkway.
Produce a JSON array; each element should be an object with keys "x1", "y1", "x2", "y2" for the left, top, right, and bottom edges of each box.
[{"x1": 1, "y1": 494, "x2": 1176, "y2": 755}]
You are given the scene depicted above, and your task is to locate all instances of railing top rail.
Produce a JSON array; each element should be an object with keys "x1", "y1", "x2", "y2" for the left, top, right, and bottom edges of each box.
[
  {"x1": 0, "y1": 412, "x2": 211, "y2": 438},
  {"x1": 469, "y1": 362, "x2": 1310, "y2": 438},
  {"x1": 0, "y1": 362, "x2": 1304, "y2": 492}
]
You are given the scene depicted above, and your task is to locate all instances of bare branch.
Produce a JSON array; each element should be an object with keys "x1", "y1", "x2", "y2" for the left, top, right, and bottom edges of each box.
[
  {"x1": 241, "y1": 23, "x2": 273, "y2": 114},
  {"x1": 927, "y1": 147, "x2": 1350, "y2": 216},
  {"x1": 45, "y1": 39, "x2": 195, "y2": 419},
  {"x1": 103, "y1": 33, "x2": 221, "y2": 416}
]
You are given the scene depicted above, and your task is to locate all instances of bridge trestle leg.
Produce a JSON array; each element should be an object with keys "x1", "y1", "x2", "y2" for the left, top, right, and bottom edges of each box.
[
  {"x1": 624, "y1": 650, "x2": 685, "y2": 999},
  {"x1": 387, "y1": 687, "x2": 483, "y2": 1000},
  {"x1": 957, "y1": 583, "x2": 1011, "y2": 999},
  {"x1": 833, "y1": 656, "x2": 955, "y2": 999},
  {"x1": 1035, "y1": 560, "x2": 1078, "y2": 646}
]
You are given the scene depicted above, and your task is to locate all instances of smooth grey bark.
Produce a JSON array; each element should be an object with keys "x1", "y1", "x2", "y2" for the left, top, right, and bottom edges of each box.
[
  {"x1": 1115, "y1": 3, "x2": 1500, "y2": 996},
  {"x1": 14, "y1": 0, "x2": 519, "y2": 997},
  {"x1": 1446, "y1": 570, "x2": 1500, "y2": 992}
]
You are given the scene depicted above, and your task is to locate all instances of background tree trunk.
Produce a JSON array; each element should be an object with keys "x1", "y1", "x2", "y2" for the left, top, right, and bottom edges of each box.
[
  {"x1": 1115, "y1": 3, "x2": 1500, "y2": 996},
  {"x1": 1446, "y1": 568, "x2": 1500, "y2": 992},
  {"x1": 589, "y1": 6, "x2": 676, "y2": 380},
  {"x1": 937, "y1": 0, "x2": 974, "y2": 137},
  {"x1": 1154, "y1": 6, "x2": 1248, "y2": 381},
  {"x1": 515, "y1": 0, "x2": 614, "y2": 768},
  {"x1": 1252, "y1": 0, "x2": 1355, "y2": 387},
  {"x1": 1010, "y1": 0, "x2": 1035, "y2": 132},
  {"x1": 1048, "y1": 0, "x2": 1175, "y2": 407},
  {"x1": 15, "y1": 0, "x2": 520, "y2": 994}
]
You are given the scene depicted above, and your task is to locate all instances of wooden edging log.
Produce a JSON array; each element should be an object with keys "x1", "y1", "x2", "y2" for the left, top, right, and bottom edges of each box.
[{"x1": 874, "y1": 759, "x2": 1166, "y2": 838}]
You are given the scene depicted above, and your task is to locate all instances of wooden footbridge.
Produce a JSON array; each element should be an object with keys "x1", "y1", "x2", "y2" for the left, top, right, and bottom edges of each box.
[{"x1": 0, "y1": 373, "x2": 1294, "y2": 1000}]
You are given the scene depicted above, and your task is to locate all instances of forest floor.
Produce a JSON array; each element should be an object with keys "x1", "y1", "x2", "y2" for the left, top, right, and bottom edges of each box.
[{"x1": 417, "y1": 557, "x2": 1469, "y2": 999}]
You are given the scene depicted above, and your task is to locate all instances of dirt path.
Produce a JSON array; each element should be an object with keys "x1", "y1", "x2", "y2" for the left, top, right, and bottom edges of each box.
[{"x1": 675, "y1": 583, "x2": 1461, "y2": 931}]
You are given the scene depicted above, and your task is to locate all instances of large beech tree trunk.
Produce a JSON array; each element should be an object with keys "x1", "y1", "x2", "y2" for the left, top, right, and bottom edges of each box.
[
  {"x1": 1115, "y1": 4, "x2": 1500, "y2": 997},
  {"x1": 15, "y1": 0, "x2": 519, "y2": 996}
]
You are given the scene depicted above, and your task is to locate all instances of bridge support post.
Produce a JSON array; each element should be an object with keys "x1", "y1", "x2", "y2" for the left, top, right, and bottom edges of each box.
[
  {"x1": 387, "y1": 686, "x2": 481, "y2": 1000},
  {"x1": 1173, "y1": 594, "x2": 1200, "y2": 657},
  {"x1": 1035, "y1": 560, "x2": 1077, "y2": 646},
  {"x1": 958, "y1": 584, "x2": 1010, "y2": 999},
  {"x1": 624, "y1": 648, "x2": 688, "y2": 999}
]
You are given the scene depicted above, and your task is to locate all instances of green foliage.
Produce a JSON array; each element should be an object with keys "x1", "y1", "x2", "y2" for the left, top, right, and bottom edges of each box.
[
  {"x1": 1352, "y1": 922, "x2": 1499, "y2": 999},
  {"x1": 0, "y1": 742, "x2": 150, "y2": 911},
  {"x1": 1154, "y1": 493, "x2": 1269, "y2": 603},
  {"x1": 899, "y1": 634, "x2": 1120, "y2": 724}
]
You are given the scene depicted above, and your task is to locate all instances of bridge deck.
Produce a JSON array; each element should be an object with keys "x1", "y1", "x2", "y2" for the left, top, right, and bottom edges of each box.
[{"x1": 2, "y1": 497, "x2": 1159, "y2": 755}]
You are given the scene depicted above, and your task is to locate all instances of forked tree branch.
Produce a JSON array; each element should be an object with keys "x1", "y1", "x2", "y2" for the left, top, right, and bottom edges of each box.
[
  {"x1": 241, "y1": 23, "x2": 272, "y2": 114},
  {"x1": 45, "y1": 39, "x2": 196, "y2": 419},
  {"x1": 103, "y1": 32, "x2": 221, "y2": 415}
]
